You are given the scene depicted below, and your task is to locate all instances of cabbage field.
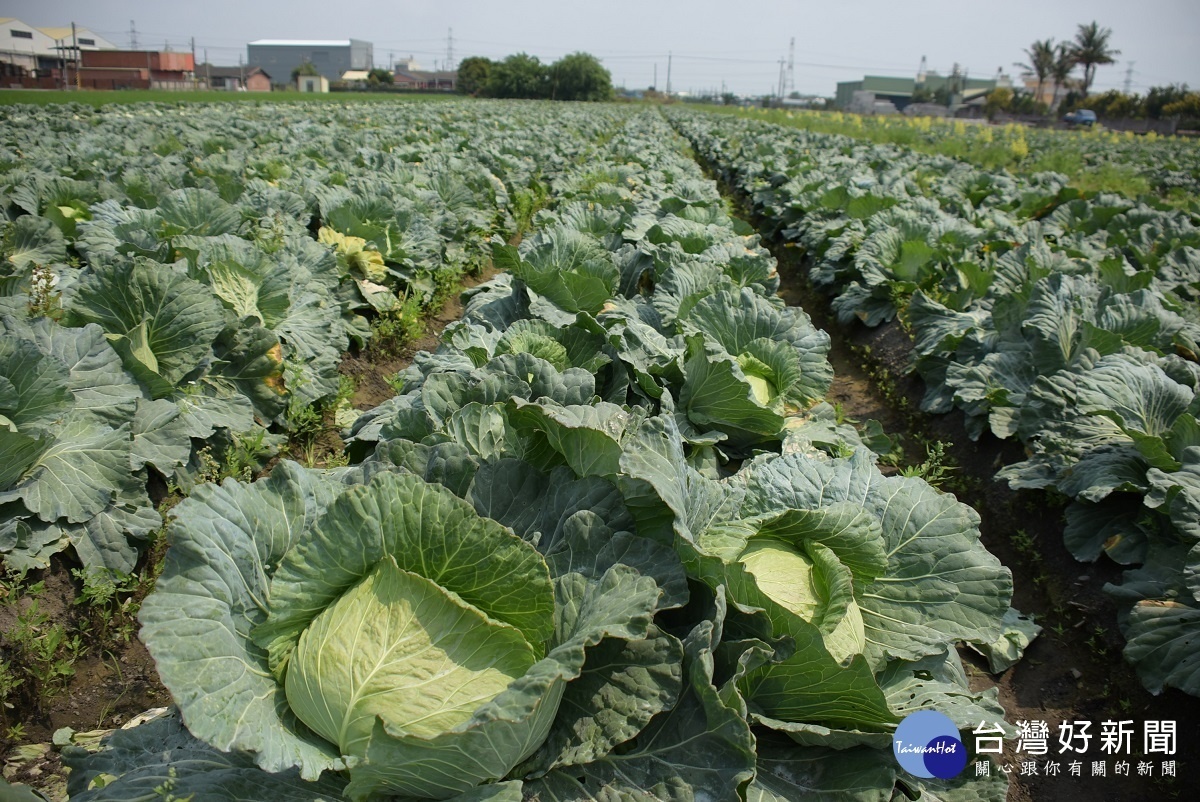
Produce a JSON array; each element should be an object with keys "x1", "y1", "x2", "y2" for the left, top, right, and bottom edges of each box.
[
  {"x1": 1, "y1": 98, "x2": 1198, "y2": 801},
  {"x1": 669, "y1": 109, "x2": 1200, "y2": 702}
]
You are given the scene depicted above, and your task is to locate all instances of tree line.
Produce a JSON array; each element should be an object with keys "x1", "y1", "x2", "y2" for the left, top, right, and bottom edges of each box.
[{"x1": 456, "y1": 53, "x2": 613, "y2": 101}]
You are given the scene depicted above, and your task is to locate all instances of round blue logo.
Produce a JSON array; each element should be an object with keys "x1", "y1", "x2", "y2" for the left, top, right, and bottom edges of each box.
[{"x1": 892, "y1": 710, "x2": 968, "y2": 779}]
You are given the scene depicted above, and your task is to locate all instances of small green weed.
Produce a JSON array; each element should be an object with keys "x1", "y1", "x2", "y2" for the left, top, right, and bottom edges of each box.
[
  {"x1": 71, "y1": 568, "x2": 143, "y2": 648},
  {"x1": 511, "y1": 180, "x2": 550, "y2": 236},
  {"x1": 899, "y1": 440, "x2": 957, "y2": 488},
  {"x1": 369, "y1": 293, "x2": 425, "y2": 356}
]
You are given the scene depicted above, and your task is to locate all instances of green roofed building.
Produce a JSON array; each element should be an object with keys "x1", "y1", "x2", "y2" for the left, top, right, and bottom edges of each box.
[{"x1": 836, "y1": 73, "x2": 1003, "y2": 111}]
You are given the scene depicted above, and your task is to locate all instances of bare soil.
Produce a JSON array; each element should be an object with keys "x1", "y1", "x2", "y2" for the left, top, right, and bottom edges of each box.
[{"x1": 1, "y1": 553, "x2": 170, "y2": 796}]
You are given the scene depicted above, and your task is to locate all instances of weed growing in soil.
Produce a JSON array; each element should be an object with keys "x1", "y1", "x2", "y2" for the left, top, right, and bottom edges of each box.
[
  {"x1": 71, "y1": 569, "x2": 143, "y2": 648},
  {"x1": 283, "y1": 374, "x2": 359, "y2": 468},
  {"x1": 369, "y1": 293, "x2": 425, "y2": 357},
  {"x1": 511, "y1": 180, "x2": 549, "y2": 236},
  {"x1": 0, "y1": 585, "x2": 81, "y2": 717},
  {"x1": 900, "y1": 440, "x2": 958, "y2": 489},
  {"x1": 192, "y1": 429, "x2": 274, "y2": 487},
  {"x1": 26, "y1": 263, "x2": 60, "y2": 320},
  {"x1": 430, "y1": 263, "x2": 466, "y2": 307}
]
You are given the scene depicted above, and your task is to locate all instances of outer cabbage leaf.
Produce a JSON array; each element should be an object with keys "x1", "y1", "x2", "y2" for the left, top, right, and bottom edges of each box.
[
  {"x1": 741, "y1": 450, "x2": 1011, "y2": 667},
  {"x1": 523, "y1": 589, "x2": 756, "y2": 801},
  {"x1": 62, "y1": 710, "x2": 347, "y2": 802},
  {"x1": 0, "y1": 337, "x2": 72, "y2": 432},
  {"x1": 65, "y1": 259, "x2": 225, "y2": 392},
  {"x1": 495, "y1": 234, "x2": 618, "y2": 315},
  {"x1": 139, "y1": 462, "x2": 362, "y2": 780}
]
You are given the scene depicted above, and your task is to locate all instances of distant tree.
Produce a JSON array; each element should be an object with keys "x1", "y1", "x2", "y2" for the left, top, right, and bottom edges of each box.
[
  {"x1": 548, "y1": 52, "x2": 612, "y2": 101},
  {"x1": 486, "y1": 53, "x2": 548, "y2": 99},
  {"x1": 1144, "y1": 84, "x2": 1192, "y2": 119},
  {"x1": 721, "y1": 92, "x2": 737, "y2": 106},
  {"x1": 1008, "y1": 89, "x2": 1046, "y2": 115},
  {"x1": 1162, "y1": 93, "x2": 1200, "y2": 122},
  {"x1": 983, "y1": 87, "x2": 1014, "y2": 120},
  {"x1": 1069, "y1": 21, "x2": 1120, "y2": 98},
  {"x1": 457, "y1": 56, "x2": 492, "y2": 96},
  {"x1": 1048, "y1": 43, "x2": 1076, "y2": 111},
  {"x1": 1085, "y1": 89, "x2": 1142, "y2": 119},
  {"x1": 367, "y1": 68, "x2": 392, "y2": 85},
  {"x1": 1014, "y1": 38, "x2": 1056, "y2": 107},
  {"x1": 291, "y1": 60, "x2": 320, "y2": 82}
]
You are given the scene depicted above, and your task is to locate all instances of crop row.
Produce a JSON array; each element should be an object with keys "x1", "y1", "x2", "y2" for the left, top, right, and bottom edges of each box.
[
  {"x1": 51, "y1": 109, "x2": 1018, "y2": 801},
  {"x1": 0, "y1": 101, "x2": 627, "y2": 580},
  {"x1": 728, "y1": 107, "x2": 1200, "y2": 201},
  {"x1": 671, "y1": 108, "x2": 1200, "y2": 698}
]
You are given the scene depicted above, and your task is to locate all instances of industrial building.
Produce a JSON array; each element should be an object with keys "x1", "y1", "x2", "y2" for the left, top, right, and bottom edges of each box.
[
  {"x1": 836, "y1": 73, "x2": 1007, "y2": 112},
  {"x1": 247, "y1": 39, "x2": 372, "y2": 83},
  {"x1": 0, "y1": 17, "x2": 116, "y2": 86}
]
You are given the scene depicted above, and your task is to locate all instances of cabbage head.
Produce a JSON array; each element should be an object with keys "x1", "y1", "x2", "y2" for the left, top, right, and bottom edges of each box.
[{"x1": 140, "y1": 463, "x2": 585, "y2": 800}]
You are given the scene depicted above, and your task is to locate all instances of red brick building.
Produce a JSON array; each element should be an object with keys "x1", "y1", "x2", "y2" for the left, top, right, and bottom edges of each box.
[{"x1": 67, "y1": 50, "x2": 196, "y2": 90}]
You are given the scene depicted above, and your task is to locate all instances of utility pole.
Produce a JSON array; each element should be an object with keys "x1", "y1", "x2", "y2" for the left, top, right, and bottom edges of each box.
[
  {"x1": 1123, "y1": 61, "x2": 1135, "y2": 94},
  {"x1": 388, "y1": 51, "x2": 394, "y2": 72},
  {"x1": 445, "y1": 28, "x2": 454, "y2": 72},
  {"x1": 129, "y1": 20, "x2": 138, "y2": 50},
  {"x1": 71, "y1": 22, "x2": 80, "y2": 90},
  {"x1": 777, "y1": 57, "x2": 785, "y2": 100},
  {"x1": 787, "y1": 37, "x2": 795, "y2": 94},
  {"x1": 653, "y1": 63, "x2": 657, "y2": 91},
  {"x1": 205, "y1": 48, "x2": 210, "y2": 89},
  {"x1": 190, "y1": 37, "x2": 196, "y2": 90},
  {"x1": 666, "y1": 51, "x2": 672, "y2": 96}
]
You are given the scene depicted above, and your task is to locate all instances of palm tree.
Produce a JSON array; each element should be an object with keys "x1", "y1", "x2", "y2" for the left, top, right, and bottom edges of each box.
[
  {"x1": 1014, "y1": 38, "x2": 1056, "y2": 107},
  {"x1": 1048, "y1": 43, "x2": 1076, "y2": 111},
  {"x1": 1070, "y1": 21, "x2": 1120, "y2": 98}
]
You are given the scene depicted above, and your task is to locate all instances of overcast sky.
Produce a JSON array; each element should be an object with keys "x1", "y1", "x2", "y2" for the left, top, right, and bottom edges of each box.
[{"x1": 10, "y1": 0, "x2": 1199, "y2": 96}]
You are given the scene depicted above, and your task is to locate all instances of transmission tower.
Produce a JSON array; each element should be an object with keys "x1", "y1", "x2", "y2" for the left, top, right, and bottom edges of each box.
[
  {"x1": 129, "y1": 20, "x2": 138, "y2": 50},
  {"x1": 786, "y1": 37, "x2": 795, "y2": 94},
  {"x1": 445, "y1": 28, "x2": 455, "y2": 72},
  {"x1": 1123, "y1": 61, "x2": 1135, "y2": 94}
]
